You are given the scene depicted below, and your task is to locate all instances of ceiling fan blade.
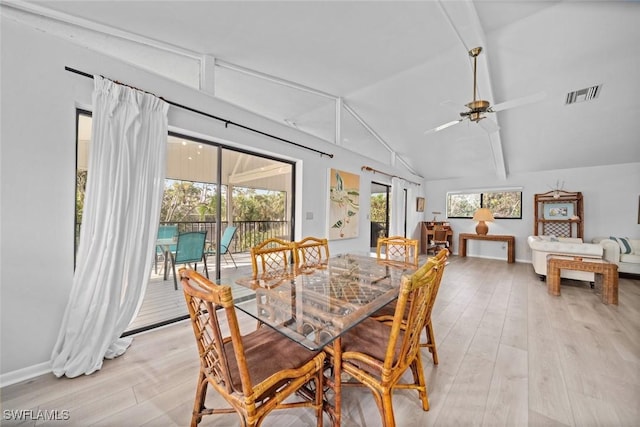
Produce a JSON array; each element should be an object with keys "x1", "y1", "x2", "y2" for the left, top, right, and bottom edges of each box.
[
  {"x1": 424, "y1": 119, "x2": 464, "y2": 134},
  {"x1": 490, "y1": 91, "x2": 547, "y2": 112},
  {"x1": 478, "y1": 118, "x2": 500, "y2": 134}
]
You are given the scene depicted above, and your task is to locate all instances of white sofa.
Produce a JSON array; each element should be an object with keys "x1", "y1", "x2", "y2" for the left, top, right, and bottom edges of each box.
[
  {"x1": 592, "y1": 237, "x2": 640, "y2": 275},
  {"x1": 527, "y1": 235, "x2": 603, "y2": 281}
]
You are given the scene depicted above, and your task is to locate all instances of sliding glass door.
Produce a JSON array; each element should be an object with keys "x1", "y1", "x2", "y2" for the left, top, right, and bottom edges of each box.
[
  {"x1": 370, "y1": 182, "x2": 390, "y2": 248},
  {"x1": 75, "y1": 110, "x2": 295, "y2": 333}
]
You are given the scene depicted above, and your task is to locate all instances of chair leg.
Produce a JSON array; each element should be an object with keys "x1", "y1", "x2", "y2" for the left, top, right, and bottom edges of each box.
[
  {"x1": 314, "y1": 371, "x2": 324, "y2": 427},
  {"x1": 227, "y1": 252, "x2": 238, "y2": 268},
  {"x1": 421, "y1": 321, "x2": 439, "y2": 365},
  {"x1": 163, "y1": 250, "x2": 171, "y2": 280},
  {"x1": 171, "y1": 253, "x2": 178, "y2": 290},
  {"x1": 202, "y1": 257, "x2": 209, "y2": 278},
  {"x1": 191, "y1": 369, "x2": 208, "y2": 427},
  {"x1": 380, "y1": 389, "x2": 397, "y2": 427},
  {"x1": 410, "y1": 357, "x2": 430, "y2": 411}
]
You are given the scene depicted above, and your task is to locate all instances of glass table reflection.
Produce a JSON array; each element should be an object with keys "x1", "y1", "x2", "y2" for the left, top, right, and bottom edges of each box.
[{"x1": 230, "y1": 253, "x2": 416, "y2": 351}]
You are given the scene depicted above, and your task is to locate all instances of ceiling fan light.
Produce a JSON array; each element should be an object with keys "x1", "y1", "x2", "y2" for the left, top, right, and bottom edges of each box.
[
  {"x1": 466, "y1": 100, "x2": 490, "y2": 111},
  {"x1": 470, "y1": 112, "x2": 485, "y2": 122}
]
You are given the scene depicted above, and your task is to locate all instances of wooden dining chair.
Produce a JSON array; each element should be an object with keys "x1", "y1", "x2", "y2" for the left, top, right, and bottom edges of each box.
[
  {"x1": 429, "y1": 225, "x2": 450, "y2": 255},
  {"x1": 376, "y1": 236, "x2": 419, "y2": 267},
  {"x1": 370, "y1": 248, "x2": 449, "y2": 365},
  {"x1": 420, "y1": 248, "x2": 448, "y2": 364},
  {"x1": 179, "y1": 268, "x2": 325, "y2": 427},
  {"x1": 250, "y1": 238, "x2": 295, "y2": 280},
  {"x1": 293, "y1": 236, "x2": 330, "y2": 272},
  {"x1": 324, "y1": 254, "x2": 446, "y2": 427}
]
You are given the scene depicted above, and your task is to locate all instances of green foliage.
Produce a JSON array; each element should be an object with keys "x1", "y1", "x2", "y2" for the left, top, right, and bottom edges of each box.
[
  {"x1": 75, "y1": 170, "x2": 87, "y2": 223},
  {"x1": 447, "y1": 191, "x2": 522, "y2": 218},
  {"x1": 160, "y1": 180, "x2": 285, "y2": 223},
  {"x1": 448, "y1": 193, "x2": 481, "y2": 217},
  {"x1": 161, "y1": 181, "x2": 206, "y2": 222},
  {"x1": 232, "y1": 187, "x2": 285, "y2": 221},
  {"x1": 370, "y1": 194, "x2": 387, "y2": 222},
  {"x1": 484, "y1": 191, "x2": 522, "y2": 218}
]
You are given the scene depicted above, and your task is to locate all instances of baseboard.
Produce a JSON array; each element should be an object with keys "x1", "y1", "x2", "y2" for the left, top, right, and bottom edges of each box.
[
  {"x1": 454, "y1": 253, "x2": 526, "y2": 263},
  {"x1": 0, "y1": 361, "x2": 52, "y2": 388}
]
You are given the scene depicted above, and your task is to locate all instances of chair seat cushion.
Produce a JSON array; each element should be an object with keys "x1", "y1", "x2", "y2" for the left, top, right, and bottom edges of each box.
[
  {"x1": 339, "y1": 317, "x2": 402, "y2": 377},
  {"x1": 371, "y1": 301, "x2": 396, "y2": 319},
  {"x1": 224, "y1": 326, "x2": 320, "y2": 395}
]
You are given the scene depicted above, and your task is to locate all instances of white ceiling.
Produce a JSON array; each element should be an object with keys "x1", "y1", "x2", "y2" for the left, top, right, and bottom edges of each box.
[{"x1": 13, "y1": 0, "x2": 640, "y2": 181}]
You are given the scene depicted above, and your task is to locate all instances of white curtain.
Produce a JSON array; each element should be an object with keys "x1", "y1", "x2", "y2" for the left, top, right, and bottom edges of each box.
[
  {"x1": 390, "y1": 177, "x2": 407, "y2": 237},
  {"x1": 51, "y1": 76, "x2": 168, "y2": 378}
]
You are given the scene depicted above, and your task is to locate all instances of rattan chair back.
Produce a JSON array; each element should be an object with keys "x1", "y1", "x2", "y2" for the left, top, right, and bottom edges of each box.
[
  {"x1": 431, "y1": 225, "x2": 450, "y2": 251},
  {"x1": 420, "y1": 248, "x2": 448, "y2": 363},
  {"x1": 250, "y1": 238, "x2": 295, "y2": 280},
  {"x1": 293, "y1": 237, "x2": 330, "y2": 272},
  {"x1": 369, "y1": 248, "x2": 449, "y2": 365},
  {"x1": 376, "y1": 236, "x2": 419, "y2": 267},
  {"x1": 325, "y1": 254, "x2": 447, "y2": 426}
]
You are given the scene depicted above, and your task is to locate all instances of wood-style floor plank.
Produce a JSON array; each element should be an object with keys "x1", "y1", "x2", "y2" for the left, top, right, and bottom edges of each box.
[{"x1": 2, "y1": 256, "x2": 639, "y2": 426}]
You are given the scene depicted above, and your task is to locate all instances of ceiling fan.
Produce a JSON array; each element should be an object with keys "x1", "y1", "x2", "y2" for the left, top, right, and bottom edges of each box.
[{"x1": 425, "y1": 46, "x2": 543, "y2": 135}]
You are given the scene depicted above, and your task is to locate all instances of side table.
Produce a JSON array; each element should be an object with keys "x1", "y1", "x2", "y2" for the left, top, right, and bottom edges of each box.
[{"x1": 546, "y1": 255, "x2": 618, "y2": 305}]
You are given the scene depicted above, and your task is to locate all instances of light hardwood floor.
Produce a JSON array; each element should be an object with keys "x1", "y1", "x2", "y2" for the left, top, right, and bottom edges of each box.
[{"x1": 2, "y1": 256, "x2": 639, "y2": 426}]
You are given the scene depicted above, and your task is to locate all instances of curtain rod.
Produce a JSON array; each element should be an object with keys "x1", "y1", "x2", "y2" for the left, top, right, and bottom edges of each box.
[
  {"x1": 64, "y1": 66, "x2": 334, "y2": 158},
  {"x1": 361, "y1": 166, "x2": 421, "y2": 186}
]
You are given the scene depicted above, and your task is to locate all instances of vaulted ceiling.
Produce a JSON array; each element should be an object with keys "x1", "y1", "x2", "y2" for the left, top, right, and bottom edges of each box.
[{"x1": 8, "y1": 0, "x2": 640, "y2": 181}]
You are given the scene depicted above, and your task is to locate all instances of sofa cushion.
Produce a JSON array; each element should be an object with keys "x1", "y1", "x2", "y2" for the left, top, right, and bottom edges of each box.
[
  {"x1": 527, "y1": 236, "x2": 602, "y2": 256},
  {"x1": 610, "y1": 236, "x2": 633, "y2": 254},
  {"x1": 620, "y1": 253, "x2": 640, "y2": 264}
]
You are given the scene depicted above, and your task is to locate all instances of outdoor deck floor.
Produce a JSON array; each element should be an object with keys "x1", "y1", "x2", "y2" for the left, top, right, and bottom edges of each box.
[{"x1": 125, "y1": 251, "x2": 254, "y2": 333}]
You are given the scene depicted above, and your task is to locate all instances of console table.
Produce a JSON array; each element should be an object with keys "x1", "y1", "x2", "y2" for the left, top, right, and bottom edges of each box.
[
  {"x1": 458, "y1": 233, "x2": 515, "y2": 263},
  {"x1": 546, "y1": 256, "x2": 618, "y2": 305}
]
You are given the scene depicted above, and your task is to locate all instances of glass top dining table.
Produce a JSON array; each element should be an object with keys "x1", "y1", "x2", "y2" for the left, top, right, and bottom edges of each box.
[{"x1": 226, "y1": 252, "x2": 417, "y2": 351}]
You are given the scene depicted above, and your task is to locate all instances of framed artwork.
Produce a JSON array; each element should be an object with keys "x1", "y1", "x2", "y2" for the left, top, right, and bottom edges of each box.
[
  {"x1": 416, "y1": 197, "x2": 425, "y2": 212},
  {"x1": 543, "y1": 202, "x2": 574, "y2": 220},
  {"x1": 328, "y1": 169, "x2": 360, "y2": 239}
]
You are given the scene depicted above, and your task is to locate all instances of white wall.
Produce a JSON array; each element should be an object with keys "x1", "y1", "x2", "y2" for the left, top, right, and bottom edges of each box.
[
  {"x1": 0, "y1": 19, "x2": 424, "y2": 381},
  {"x1": 424, "y1": 163, "x2": 640, "y2": 262}
]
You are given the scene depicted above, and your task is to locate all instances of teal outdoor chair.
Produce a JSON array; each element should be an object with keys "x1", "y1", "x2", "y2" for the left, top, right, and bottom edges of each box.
[
  {"x1": 206, "y1": 226, "x2": 238, "y2": 268},
  {"x1": 170, "y1": 231, "x2": 208, "y2": 290},
  {"x1": 156, "y1": 224, "x2": 178, "y2": 275}
]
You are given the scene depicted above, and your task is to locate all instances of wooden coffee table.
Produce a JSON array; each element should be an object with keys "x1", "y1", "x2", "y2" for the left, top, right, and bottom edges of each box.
[{"x1": 546, "y1": 255, "x2": 618, "y2": 305}]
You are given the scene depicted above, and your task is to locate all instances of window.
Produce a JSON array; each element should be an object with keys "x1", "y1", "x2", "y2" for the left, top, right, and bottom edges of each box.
[
  {"x1": 447, "y1": 190, "x2": 522, "y2": 219},
  {"x1": 75, "y1": 109, "x2": 295, "y2": 333}
]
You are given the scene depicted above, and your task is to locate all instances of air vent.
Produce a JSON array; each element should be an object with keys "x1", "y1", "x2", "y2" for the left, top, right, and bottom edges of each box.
[{"x1": 565, "y1": 84, "x2": 601, "y2": 105}]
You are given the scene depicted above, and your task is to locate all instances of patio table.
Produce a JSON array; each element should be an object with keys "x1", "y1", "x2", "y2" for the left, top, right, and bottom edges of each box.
[{"x1": 156, "y1": 237, "x2": 177, "y2": 280}]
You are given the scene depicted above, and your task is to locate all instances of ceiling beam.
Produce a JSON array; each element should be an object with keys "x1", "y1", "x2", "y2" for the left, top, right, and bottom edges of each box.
[
  {"x1": 228, "y1": 163, "x2": 289, "y2": 185},
  {"x1": 438, "y1": 0, "x2": 507, "y2": 180}
]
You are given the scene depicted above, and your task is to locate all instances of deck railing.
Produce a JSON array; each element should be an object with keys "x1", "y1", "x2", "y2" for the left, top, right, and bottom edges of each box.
[
  {"x1": 75, "y1": 220, "x2": 290, "y2": 254},
  {"x1": 159, "y1": 220, "x2": 289, "y2": 252}
]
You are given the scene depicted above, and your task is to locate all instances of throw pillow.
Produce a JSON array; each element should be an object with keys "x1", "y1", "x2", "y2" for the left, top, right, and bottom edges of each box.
[{"x1": 610, "y1": 236, "x2": 633, "y2": 254}]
